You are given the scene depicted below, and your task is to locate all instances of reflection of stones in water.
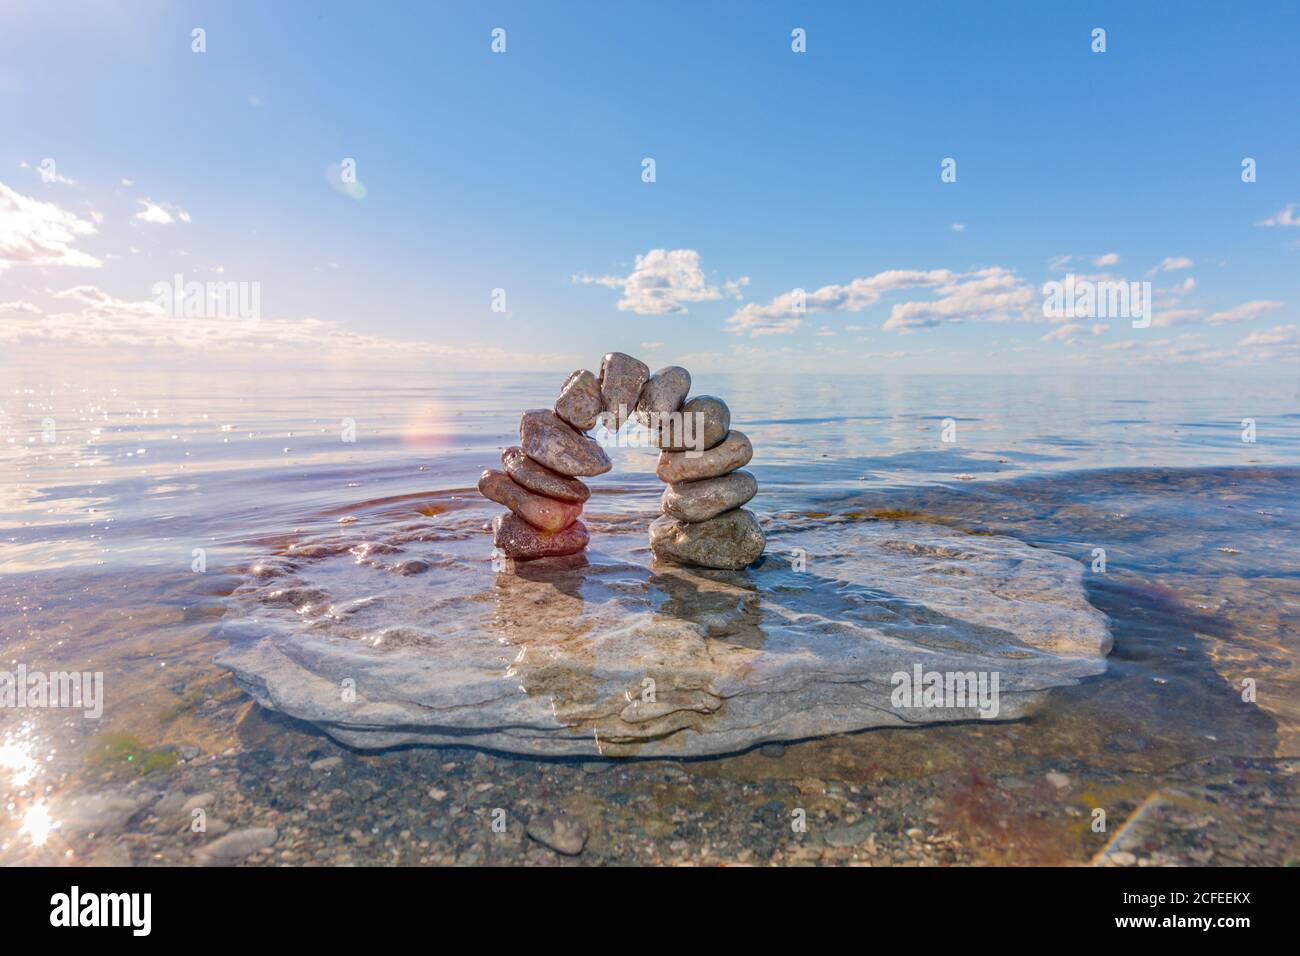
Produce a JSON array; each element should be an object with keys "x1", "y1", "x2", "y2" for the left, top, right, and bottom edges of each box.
[
  {"x1": 483, "y1": 553, "x2": 736, "y2": 756},
  {"x1": 486, "y1": 553, "x2": 598, "y2": 719},
  {"x1": 649, "y1": 562, "x2": 766, "y2": 650},
  {"x1": 505, "y1": 551, "x2": 590, "y2": 598}
]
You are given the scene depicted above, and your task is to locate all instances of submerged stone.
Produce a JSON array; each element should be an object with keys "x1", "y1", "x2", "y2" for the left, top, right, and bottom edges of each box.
[
  {"x1": 526, "y1": 814, "x2": 588, "y2": 855},
  {"x1": 215, "y1": 517, "x2": 1112, "y2": 758},
  {"x1": 194, "y1": 827, "x2": 278, "y2": 866}
]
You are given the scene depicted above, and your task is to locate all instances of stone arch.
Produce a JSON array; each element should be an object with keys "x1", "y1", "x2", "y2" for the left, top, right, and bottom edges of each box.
[{"x1": 479, "y1": 352, "x2": 765, "y2": 570}]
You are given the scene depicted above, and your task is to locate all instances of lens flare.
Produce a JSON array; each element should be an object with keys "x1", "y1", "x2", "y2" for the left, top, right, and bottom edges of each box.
[
  {"x1": 401, "y1": 403, "x2": 452, "y2": 448},
  {"x1": 21, "y1": 802, "x2": 54, "y2": 847},
  {"x1": 0, "y1": 740, "x2": 37, "y2": 787}
]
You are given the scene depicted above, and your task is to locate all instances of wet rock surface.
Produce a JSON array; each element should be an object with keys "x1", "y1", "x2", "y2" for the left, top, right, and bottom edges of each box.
[
  {"x1": 660, "y1": 395, "x2": 730, "y2": 452},
  {"x1": 634, "y1": 366, "x2": 691, "y2": 428},
  {"x1": 501, "y1": 446, "x2": 590, "y2": 503},
  {"x1": 216, "y1": 518, "x2": 1112, "y2": 757},
  {"x1": 18, "y1": 742, "x2": 1291, "y2": 868},
  {"x1": 597, "y1": 352, "x2": 649, "y2": 429},
  {"x1": 194, "y1": 826, "x2": 278, "y2": 866},
  {"x1": 658, "y1": 430, "x2": 753, "y2": 483},
  {"x1": 4, "y1": 469, "x2": 1290, "y2": 870},
  {"x1": 554, "y1": 369, "x2": 602, "y2": 432},
  {"x1": 487, "y1": 358, "x2": 763, "y2": 569},
  {"x1": 58, "y1": 792, "x2": 151, "y2": 834},
  {"x1": 492, "y1": 513, "x2": 590, "y2": 559},
  {"x1": 478, "y1": 469, "x2": 582, "y2": 533},
  {"x1": 526, "y1": 814, "x2": 588, "y2": 855},
  {"x1": 519, "y1": 409, "x2": 612, "y2": 478},
  {"x1": 661, "y1": 470, "x2": 758, "y2": 523},
  {"x1": 649, "y1": 508, "x2": 766, "y2": 569}
]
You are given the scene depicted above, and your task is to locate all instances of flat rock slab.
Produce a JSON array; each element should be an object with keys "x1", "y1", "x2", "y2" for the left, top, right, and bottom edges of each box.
[{"x1": 215, "y1": 515, "x2": 1111, "y2": 758}]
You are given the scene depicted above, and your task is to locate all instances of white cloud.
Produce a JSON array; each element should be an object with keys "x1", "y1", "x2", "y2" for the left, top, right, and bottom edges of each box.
[
  {"x1": 1093, "y1": 252, "x2": 1119, "y2": 267},
  {"x1": 1151, "y1": 308, "x2": 1203, "y2": 327},
  {"x1": 1231, "y1": 324, "x2": 1299, "y2": 364},
  {"x1": 1042, "y1": 322, "x2": 1108, "y2": 343},
  {"x1": 1060, "y1": 321, "x2": 1298, "y2": 368},
  {"x1": 54, "y1": 283, "x2": 166, "y2": 316},
  {"x1": 1232, "y1": 323, "x2": 1294, "y2": 348},
  {"x1": 0, "y1": 300, "x2": 42, "y2": 314},
  {"x1": 134, "y1": 199, "x2": 191, "y2": 225},
  {"x1": 950, "y1": 223, "x2": 965, "y2": 232},
  {"x1": 1042, "y1": 324, "x2": 1084, "y2": 343},
  {"x1": 724, "y1": 266, "x2": 1039, "y2": 336},
  {"x1": 722, "y1": 276, "x2": 750, "y2": 299},
  {"x1": 1256, "y1": 203, "x2": 1300, "y2": 227},
  {"x1": 0, "y1": 179, "x2": 101, "y2": 271},
  {"x1": 0, "y1": 286, "x2": 564, "y2": 369},
  {"x1": 1208, "y1": 300, "x2": 1282, "y2": 324},
  {"x1": 1146, "y1": 256, "x2": 1194, "y2": 277},
  {"x1": 573, "y1": 248, "x2": 734, "y2": 315},
  {"x1": 1238, "y1": 324, "x2": 1296, "y2": 348},
  {"x1": 882, "y1": 267, "x2": 1036, "y2": 332},
  {"x1": 728, "y1": 308, "x2": 795, "y2": 338},
  {"x1": 725, "y1": 268, "x2": 957, "y2": 336}
]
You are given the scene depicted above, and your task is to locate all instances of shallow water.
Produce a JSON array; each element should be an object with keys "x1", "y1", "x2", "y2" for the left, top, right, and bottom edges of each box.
[{"x1": 1, "y1": 367, "x2": 1297, "y2": 865}]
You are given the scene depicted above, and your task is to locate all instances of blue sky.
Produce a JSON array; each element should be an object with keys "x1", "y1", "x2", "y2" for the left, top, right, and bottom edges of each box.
[{"x1": 2, "y1": 0, "x2": 1298, "y2": 373}]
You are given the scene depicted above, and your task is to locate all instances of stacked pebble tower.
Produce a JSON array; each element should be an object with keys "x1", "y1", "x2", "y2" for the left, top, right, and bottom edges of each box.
[{"x1": 479, "y1": 351, "x2": 764, "y2": 570}]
